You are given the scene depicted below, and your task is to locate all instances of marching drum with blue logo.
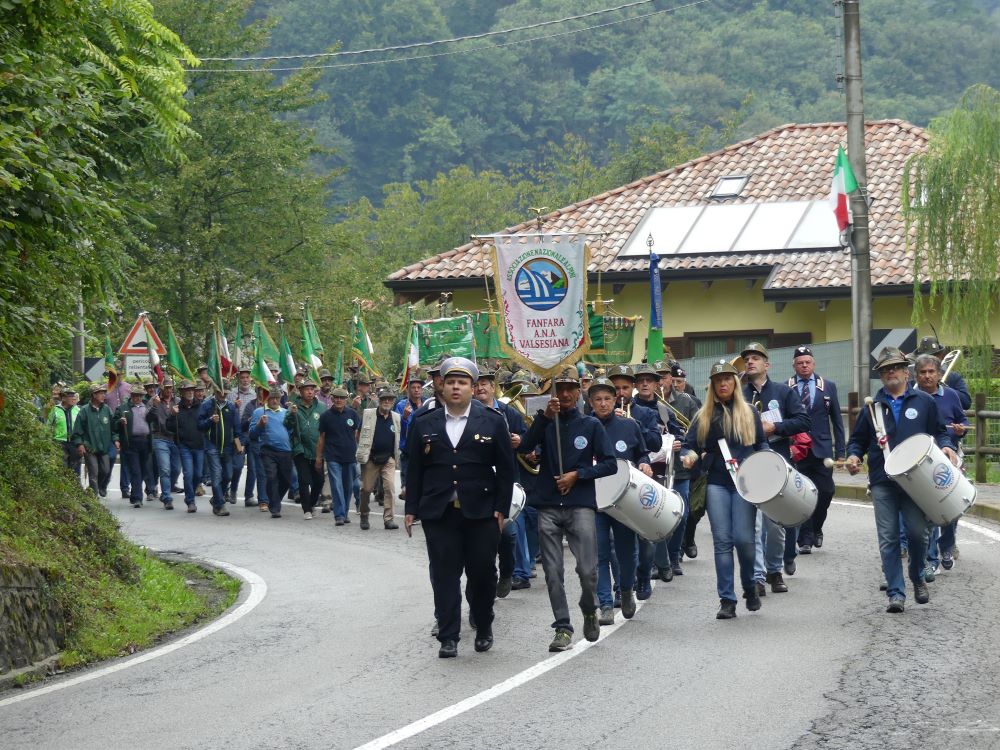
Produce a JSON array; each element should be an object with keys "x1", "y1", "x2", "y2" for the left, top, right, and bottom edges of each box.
[
  {"x1": 884, "y1": 433, "x2": 976, "y2": 525},
  {"x1": 594, "y1": 459, "x2": 684, "y2": 542},
  {"x1": 736, "y1": 451, "x2": 818, "y2": 528}
]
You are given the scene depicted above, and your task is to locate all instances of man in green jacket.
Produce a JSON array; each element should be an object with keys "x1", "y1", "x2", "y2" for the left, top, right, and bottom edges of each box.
[
  {"x1": 72, "y1": 383, "x2": 115, "y2": 496},
  {"x1": 48, "y1": 386, "x2": 81, "y2": 475},
  {"x1": 285, "y1": 380, "x2": 326, "y2": 519}
]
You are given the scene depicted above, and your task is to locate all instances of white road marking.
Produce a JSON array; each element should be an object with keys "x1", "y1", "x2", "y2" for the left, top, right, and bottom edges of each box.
[
  {"x1": 833, "y1": 499, "x2": 1000, "y2": 542},
  {"x1": 352, "y1": 591, "x2": 652, "y2": 750},
  {"x1": 0, "y1": 557, "x2": 267, "y2": 709}
]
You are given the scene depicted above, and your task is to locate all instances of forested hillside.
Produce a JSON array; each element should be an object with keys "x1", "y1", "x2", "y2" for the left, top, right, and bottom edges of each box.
[{"x1": 245, "y1": 0, "x2": 1000, "y2": 203}]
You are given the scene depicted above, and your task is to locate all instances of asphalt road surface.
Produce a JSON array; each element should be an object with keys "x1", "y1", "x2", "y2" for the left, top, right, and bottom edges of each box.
[{"x1": 3, "y1": 488, "x2": 1000, "y2": 750}]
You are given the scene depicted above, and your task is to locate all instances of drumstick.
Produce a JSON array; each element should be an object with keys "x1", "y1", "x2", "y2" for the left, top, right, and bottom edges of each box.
[
  {"x1": 717, "y1": 438, "x2": 741, "y2": 481},
  {"x1": 864, "y1": 396, "x2": 891, "y2": 462},
  {"x1": 822, "y1": 458, "x2": 846, "y2": 469}
]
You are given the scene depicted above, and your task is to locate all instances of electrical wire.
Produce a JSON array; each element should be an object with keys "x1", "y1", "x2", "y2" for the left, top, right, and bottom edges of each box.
[
  {"x1": 197, "y1": 0, "x2": 658, "y2": 61},
  {"x1": 188, "y1": 0, "x2": 713, "y2": 73}
]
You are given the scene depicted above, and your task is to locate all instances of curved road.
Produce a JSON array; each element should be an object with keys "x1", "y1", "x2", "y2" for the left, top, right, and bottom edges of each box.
[{"x1": 3, "y1": 494, "x2": 1000, "y2": 749}]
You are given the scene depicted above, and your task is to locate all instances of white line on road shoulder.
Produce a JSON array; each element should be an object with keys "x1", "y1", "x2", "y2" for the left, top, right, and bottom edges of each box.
[
  {"x1": 0, "y1": 556, "x2": 267, "y2": 709},
  {"x1": 352, "y1": 592, "x2": 651, "y2": 750},
  {"x1": 833, "y1": 499, "x2": 1000, "y2": 542}
]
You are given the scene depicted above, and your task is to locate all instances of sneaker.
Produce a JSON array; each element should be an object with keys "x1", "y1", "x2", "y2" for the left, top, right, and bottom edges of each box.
[
  {"x1": 303, "y1": 511, "x2": 313, "y2": 520},
  {"x1": 549, "y1": 629, "x2": 573, "y2": 652},
  {"x1": 583, "y1": 611, "x2": 600, "y2": 642},
  {"x1": 212, "y1": 506, "x2": 230, "y2": 517},
  {"x1": 195, "y1": 485, "x2": 205, "y2": 497},
  {"x1": 914, "y1": 580, "x2": 930, "y2": 604},
  {"x1": 335, "y1": 517, "x2": 345, "y2": 526},
  {"x1": 186, "y1": 504, "x2": 197, "y2": 513},
  {"x1": 886, "y1": 596, "x2": 905, "y2": 614},
  {"x1": 598, "y1": 606, "x2": 615, "y2": 625},
  {"x1": 941, "y1": 552, "x2": 954, "y2": 570},
  {"x1": 635, "y1": 578, "x2": 652, "y2": 601},
  {"x1": 744, "y1": 588, "x2": 762, "y2": 612},
  {"x1": 879, "y1": 577, "x2": 888, "y2": 591},
  {"x1": 924, "y1": 563, "x2": 936, "y2": 583},
  {"x1": 798, "y1": 544, "x2": 813, "y2": 555},
  {"x1": 496, "y1": 576, "x2": 512, "y2": 599},
  {"x1": 321, "y1": 506, "x2": 332, "y2": 513},
  {"x1": 131, "y1": 501, "x2": 142, "y2": 509},
  {"x1": 259, "y1": 502, "x2": 268, "y2": 512},
  {"x1": 163, "y1": 501, "x2": 174, "y2": 511},
  {"x1": 621, "y1": 589, "x2": 637, "y2": 619},
  {"x1": 815, "y1": 531, "x2": 824, "y2": 548},
  {"x1": 716, "y1": 599, "x2": 738, "y2": 619},
  {"x1": 384, "y1": 521, "x2": 399, "y2": 530},
  {"x1": 510, "y1": 577, "x2": 530, "y2": 590}
]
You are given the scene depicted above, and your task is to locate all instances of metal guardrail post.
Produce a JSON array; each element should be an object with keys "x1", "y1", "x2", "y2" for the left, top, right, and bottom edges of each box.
[{"x1": 975, "y1": 392, "x2": 987, "y2": 483}]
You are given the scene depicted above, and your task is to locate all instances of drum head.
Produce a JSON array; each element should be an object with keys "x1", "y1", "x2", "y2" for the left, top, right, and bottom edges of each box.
[
  {"x1": 737, "y1": 451, "x2": 790, "y2": 504},
  {"x1": 884, "y1": 433, "x2": 933, "y2": 474},
  {"x1": 595, "y1": 459, "x2": 631, "y2": 510}
]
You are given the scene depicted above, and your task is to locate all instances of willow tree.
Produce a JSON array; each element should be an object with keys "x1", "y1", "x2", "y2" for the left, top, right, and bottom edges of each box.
[{"x1": 904, "y1": 84, "x2": 1000, "y2": 383}]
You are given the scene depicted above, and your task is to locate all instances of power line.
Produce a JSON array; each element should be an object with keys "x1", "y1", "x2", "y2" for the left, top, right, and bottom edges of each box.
[
  {"x1": 188, "y1": 0, "x2": 713, "y2": 74},
  {"x1": 197, "y1": 0, "x2": 658, "y2": 62}
]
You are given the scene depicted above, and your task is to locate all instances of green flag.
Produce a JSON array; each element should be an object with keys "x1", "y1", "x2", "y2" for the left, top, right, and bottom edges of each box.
[
  {"x1": 305, "y1": 304, "x2": 324, "y2": 354},
  {"x1": 206, "y1": 322, "x2": 224, "y2": 391},
  {"x1": 104, "y1": 330, "x2": 118, "y2": 388},
  {"x1": 300, "y1": 319, "x2": 322, "y2": 384},
  {"x1": 414, "y1": 315, "x2": 476, "y2": 365},
  {"x1": 165, "y1": 322, "x2": 194, "y2": 380},
  {"x1": 334, "y1": 338, "x2": 344, "y2": 386},
  {"x1": 278, "y1": 324, "x2": 297, "y2": 383},
  {"x1": 251, "y1": 336, "x2": 276, "y2": 392},
  {"x1": 253, "y1": 312, "x2": 280, "y2": 363},
  {"x1": 351, "y1": 312, "x2": 382, "y2": 376}
]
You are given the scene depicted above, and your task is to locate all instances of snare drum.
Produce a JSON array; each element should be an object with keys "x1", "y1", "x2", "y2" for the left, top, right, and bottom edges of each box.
[
  {"x1": 884, "y1": 433, "x2": 976, "y2": 526},
  {"x1": 736, "y1": 451, "x2": 818, "y2": 528},
  {"x1": 594, "y1": 459, "x2": 684, "y2": 542}
]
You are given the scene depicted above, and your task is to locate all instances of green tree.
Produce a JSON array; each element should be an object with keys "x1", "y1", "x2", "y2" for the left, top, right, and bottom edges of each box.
[
  {"x1": 0, "y1": 0, "x2": 195, "y2": 399},
  {"x1": 125, "y1": 0, "x2": 342, "y2": 356},
  {"x1": 905, "y1": 84, "x2": 1000, "y2": 381}
]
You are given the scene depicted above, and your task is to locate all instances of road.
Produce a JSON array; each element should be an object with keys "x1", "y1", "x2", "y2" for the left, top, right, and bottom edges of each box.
[{"x1": 3, "y1": 488, "x2": 1000, "y2": 750}]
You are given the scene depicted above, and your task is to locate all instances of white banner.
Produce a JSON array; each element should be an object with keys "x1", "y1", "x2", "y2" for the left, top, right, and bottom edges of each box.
[{"x1": 492, "y1": 233, "x2": 590, "y2": 376}]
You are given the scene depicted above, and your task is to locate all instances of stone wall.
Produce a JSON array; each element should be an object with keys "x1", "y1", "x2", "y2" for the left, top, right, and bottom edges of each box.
[{"x1": 0, "y1": 565, "x2": 65, "y2": 674}]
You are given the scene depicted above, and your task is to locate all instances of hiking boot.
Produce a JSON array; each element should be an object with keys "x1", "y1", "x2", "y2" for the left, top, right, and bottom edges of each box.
[
  {"x1": 716, "y1": 599, "x2": 737, "y2": 619},
  {"x1": 598, "y1": 606, "x2": 615, "y2": 626},
  {"x1": 384, "y1": 520, "x2": 399, "y2": 530},
  {"x1": 886, "y1": 596, "x2": 905, "y2": 614},
  {"x1": 212, "y1": 506, "x2": 230, "y2": 517},
  {"x1": 914, "y1": 580, "x2": 930, "y2": 604},
  {"x1": 744, "y1": 588, "x2": 762, "y2": 612},
  {"x1": 496, "y1": 576, "x2": 512, "y2": 599},
  {"x1": 360, "y1": 515, "x2": 370, "y2": 530},
  {"x1": 621, "y1": 589, "x2": 637, "y2": 619},
  {"x1": 766, "y1": 571, "x2": 788, "y2": 593},
  {"x1": 635, "y1": 578, "x2": 652, "y2": 601},
  {"x1": 583, "y1": 611, "x2": 600, "y2": 642},
  {"x1": 549, "y1": 629, "x2": 573, "y2": 652}
]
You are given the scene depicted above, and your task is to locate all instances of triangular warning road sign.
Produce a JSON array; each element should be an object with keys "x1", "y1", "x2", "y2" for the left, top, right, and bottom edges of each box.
[{"x1": 119, "y1": 316, "x2": 166, "y2": 356}]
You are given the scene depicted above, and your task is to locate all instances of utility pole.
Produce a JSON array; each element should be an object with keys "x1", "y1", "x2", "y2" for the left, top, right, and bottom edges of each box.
[
  {"x1": 73, "y1": 294, "x2": 85, "y2": 377},
  {"x1": 842, "y1": 0, "x2": 873, "y2": 398}
]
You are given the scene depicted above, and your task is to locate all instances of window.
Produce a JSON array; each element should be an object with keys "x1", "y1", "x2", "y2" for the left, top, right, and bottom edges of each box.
[{"x1": 710, "y1": 174, "x2": 750, "y2": 199}]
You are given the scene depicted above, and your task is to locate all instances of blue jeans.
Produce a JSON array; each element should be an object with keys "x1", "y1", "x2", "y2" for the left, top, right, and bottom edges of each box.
[
  {"x1": 109, "y1": 442, "x2": 129, "y2": 494},
  {"x1": 754, "y1": 514, "x2": 786, "y2": 581},
  {"x1": 153, "y1": 438, "x2": 180, "y2": 500},
  {"x1": 247, "y1": 443, "x2": 268, "y2": 504},
  {"x1": 872, "y1": 482, "x2": 930, "y2": 600},
  {"x1": 178, "y1": 445, "x2": 204, "y2": 505},
  {"x1": 205, "y1": 444, "x2": 234, "y2": 507},
  {"x1": 227, "y1": 446, "x2": 246, "y2": 498},
  {"x1": 706, "y1": 483, "x2": 758, "y2": 601},
  {"x1": 327, "y1": 460, "x2": 354, "y2": 519},
  {"x1": 351, "y1": 462, "x2": 361, "y2": 509},
  {"x1": 665, "y1": 479, "x2": 691, "y2": 565},
  {"x1": 596, "y1": 513, "x2": 638, "y2": 608},
  {"x1": 927, "y1": 521, "x2": 958, "y2": 566},
  {"x1": 512, "y1": 511, "x2": 533, "y2": 580}
]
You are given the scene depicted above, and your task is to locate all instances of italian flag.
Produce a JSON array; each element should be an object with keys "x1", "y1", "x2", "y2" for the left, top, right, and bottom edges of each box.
[
  {"x1": 400, "y1": 322, "x2": 420, "y2": 388},
  {"x1": 143, "y1": 317, "x2": 164, "y2": 383},
  {"x1": 829, "y1": 145, "x2": 859, "y2": 232}
]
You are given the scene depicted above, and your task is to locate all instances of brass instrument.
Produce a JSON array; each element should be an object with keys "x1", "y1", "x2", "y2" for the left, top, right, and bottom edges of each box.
[
  {"x1": 941, "y1": 349, "x2": 962, "y2": 380},
  {"x1": 657, "y1": 387, "x2": 692, "y2": 430},
  {"x1": 730, "y1": 355, "x2": 746, "y2": 377},
  {"x1": 501, "y1": 382, "x2": 540, "y2": 475},
  {"x1": 619, "y1": 396, "x2": 631, "y2": 419}
]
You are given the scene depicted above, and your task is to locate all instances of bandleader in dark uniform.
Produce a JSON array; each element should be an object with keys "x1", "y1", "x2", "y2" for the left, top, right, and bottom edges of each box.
[{"x1": 405, "y1": 357, "x2": 515, "y2": 658}]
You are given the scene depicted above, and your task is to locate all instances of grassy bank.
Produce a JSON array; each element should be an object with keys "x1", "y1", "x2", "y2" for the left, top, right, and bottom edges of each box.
[{"x1": 0, "y1": 395, "x2": 238, "y2": 672}]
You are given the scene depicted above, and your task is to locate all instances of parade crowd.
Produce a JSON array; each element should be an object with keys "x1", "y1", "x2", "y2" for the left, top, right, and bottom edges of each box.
[{"x1": 44, "y1": 336, "x2": 972, "y2": 656}]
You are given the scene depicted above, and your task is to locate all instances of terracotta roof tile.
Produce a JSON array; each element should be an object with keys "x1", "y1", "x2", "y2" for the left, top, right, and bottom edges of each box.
[{"x1": 386, "y1": 120, "x2": 928, "y2": 295}]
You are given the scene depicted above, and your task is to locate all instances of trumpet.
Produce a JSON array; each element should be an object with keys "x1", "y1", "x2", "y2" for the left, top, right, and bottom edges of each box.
[
  {"x1": 501, "y1": 384, "x2": 540, "y2": 475},
  {"x1": 618, "y1": 397, "x2": 631, "y2": 419},
  {"x1": 657, "y1": 387, "x2": 691, "y2": 429}
]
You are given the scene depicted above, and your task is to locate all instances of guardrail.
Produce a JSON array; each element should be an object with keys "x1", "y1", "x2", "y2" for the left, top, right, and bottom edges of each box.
[{"x1": 844, "y1": 392, "x2": 997, "y2": 482}]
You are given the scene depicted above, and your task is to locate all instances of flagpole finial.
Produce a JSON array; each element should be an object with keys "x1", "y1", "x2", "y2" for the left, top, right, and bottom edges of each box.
[
  {"x1": 646, "y1": 234, "x2": 654, "y2": 251},
  {"x1": 235, "y1": 306, "x2": 242, "y2": 313}
]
